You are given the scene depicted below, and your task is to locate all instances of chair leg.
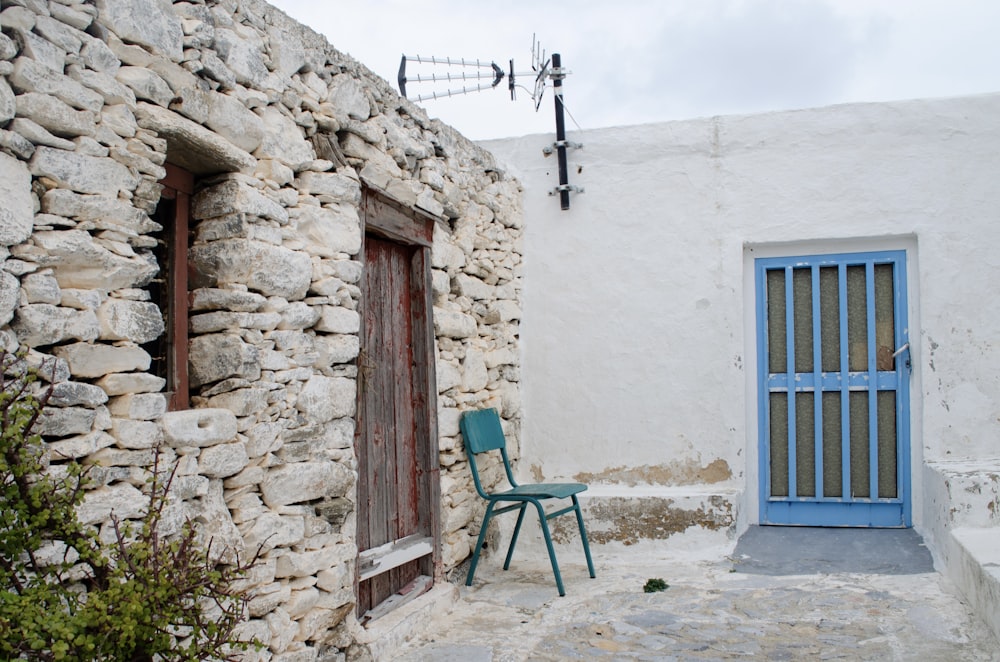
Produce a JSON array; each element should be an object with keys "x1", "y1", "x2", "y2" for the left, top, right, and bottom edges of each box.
[
  {"x1": 533, "y1": 500, "x2": 566, "y2": 597},
  {"x1": 572, "y1": 495, "x2": 596, "y2": 579},
  {"x1": 504, "y1": 504, "x2": 528, "y2": 571},
  {"x1": 466, "y1": 502, "x2": 496, "y2": 587}
]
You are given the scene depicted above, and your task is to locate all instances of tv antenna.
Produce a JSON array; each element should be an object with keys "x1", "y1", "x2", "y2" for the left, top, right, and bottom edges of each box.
[{"x1": 397, "y1": 36, "x2": 582, "y2": 210}]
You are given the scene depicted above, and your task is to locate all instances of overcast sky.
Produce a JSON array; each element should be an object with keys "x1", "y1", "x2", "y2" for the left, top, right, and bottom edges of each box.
[{"x1": 267, "y1": 0, "x2": 1000, "y2": 140}]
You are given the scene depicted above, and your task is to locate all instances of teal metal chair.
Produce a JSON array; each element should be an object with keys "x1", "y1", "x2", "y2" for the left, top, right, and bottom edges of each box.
[{"x1": 460, "y1": 408, "x2": 595, "y2": 596}]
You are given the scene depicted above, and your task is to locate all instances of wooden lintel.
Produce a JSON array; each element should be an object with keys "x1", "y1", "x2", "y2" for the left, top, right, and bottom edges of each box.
[{"x1": 358, "y1": 535, "x2": 434, "y2": 581}]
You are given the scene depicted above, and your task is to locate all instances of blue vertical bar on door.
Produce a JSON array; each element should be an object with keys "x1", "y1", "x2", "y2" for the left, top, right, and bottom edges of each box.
[
  {"x1": 865, "y1": 261, "x2": 879, "y2": 501},
  {"x1": 784, "y1": 266, "x2": 797, "y2": 499},
  {"x1": 811, "y1": 265, "x2": 823, "y2": 499},
  {"x1": 838, "y1": 263, "x2": 851, "y2": 502},
  {"x1": 757, "y1": 250, "x2": 911, "y2": 527}
]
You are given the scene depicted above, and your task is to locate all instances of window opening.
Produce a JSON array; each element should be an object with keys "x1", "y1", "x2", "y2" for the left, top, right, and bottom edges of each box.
[{"x1": 149, "y1": 164, "x2": 193, "y2": 411}]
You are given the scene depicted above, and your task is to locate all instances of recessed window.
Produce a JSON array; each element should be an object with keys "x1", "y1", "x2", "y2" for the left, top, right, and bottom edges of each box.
[{"x1": 149, "y1": 164, "x2": 193, "y2": 411}]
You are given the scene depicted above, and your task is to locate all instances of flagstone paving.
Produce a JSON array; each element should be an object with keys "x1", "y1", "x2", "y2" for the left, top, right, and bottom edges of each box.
[{"x1": 393, "y1": 547, "x2": 1000, "y2": 661}]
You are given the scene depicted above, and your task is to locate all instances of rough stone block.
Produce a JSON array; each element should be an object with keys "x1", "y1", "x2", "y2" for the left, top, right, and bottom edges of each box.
[
  {"x1": 39, "y1": 406, "x2": 97, "y2": 437},
  {"x1": 212, "y1": 27, "x2": 268, "y2": 88},
  {"x1": 77, "y1": 482, "x2": 145, "y2": 525},
  {"x1": 30, "y1": 230, "x2": 156, "y2": 290},
  {"x1": 10, "y1": 57, "x2": 103, "y2": 112},
  {"x1": 111, "y1": 418, "x2": 163, "y2": 449},
  {"x1": 0, "y1": 77, "x2": 14, "y2": 125},
  {"x1": 79, "y1": 34, "x2": 120, "y2": 74},
  {"x1": 0, "y1": 152, "x2": 33, "y2": 246},
  {"x1": 53, "y1": 341, "x2": 151, "y2": 378},
  {"x1": 314, "y1": 306, "x2": 359, "y2": 334},
  {"x1": 16, "y1": 92, "x2": 96, "y2": 138},
  {"x1": 108, "y1": 392, "x2": 167, "y2": 420},
  {"x1": 260, "y1": 462, "x2": 353, "y2": 508},
  {"x1": 192, "y1": 179, "x2": 288, "y2": 223},
  {"x1": 291, "y1": 203, "x2": 361, "y2": 257},
  {"x1": 0, "y1": 271, "x2": 18, "y2": 327},
  {"x1": 188, "y1": 332, "x2": 261, "y2": 387},
  {"x1": 12, "y1": 303, "x2": 100, "y2": 347},
  {"x1": 255, "y1": 105, "x2": 314, "y2": 170},
  {"x1": 315, "y1": 334, "x2": 360, "y2": 365},
  {"x1": 161, "y1": 407, "x2": 238, "y2": 448},
  {"x1": 95, "y1": 372, "x2": 166, "y2": 396},
  {"x1": 190, "y1": 287, "x2": 266, "y2": 313},
  {"x1": 188, "y1": 239, "x2": 311, "y2": 300},
  {"x1": 47, "y1": 430, "x2": 115, "y2": 461},
  {"x1": 97, "y1": 299, "x2": 165, "y2": 343},
  {"x1": 275, "y1": 548, "x2": 344, "y2": 579},
  {"x1": 94, "y1": 0, "x2": 183, "y2": 62},
  {"x1": 277, "y1": 301, "x2": 320, "y2": 330},
  {"x1": 203, "y1": 386, "x2": 269, "y2": 417},
  {"x1": 453, "y1": 273, "x2": 491, "y2": 300},
  {"x1": 433, "y1": 308, "x2": 477, "y2": 339},
  {"x1": 48, "y1": 381, "x2": 109, "y2": 407},
  {"x1": 204, "y1": 90, "x2": 265, "y2": 153},
  {"x1": 29, "y1": 146, "x2": 137, "y2": 196},
  {"x1": 133, "y1": 102, "x2": 256, "y2": 175},
  {"x1": 293, "y1": 171, "x2": 361, "y2": 203},
  {"x1": 241, "y1": 512, "x2": 305, "y2": 555},
  {"x1": 295, "y1": 376, "x2": 355, "y2": 423},
  {"x1": 198, "y1": 440, "x2": 249, "y2": 478}
]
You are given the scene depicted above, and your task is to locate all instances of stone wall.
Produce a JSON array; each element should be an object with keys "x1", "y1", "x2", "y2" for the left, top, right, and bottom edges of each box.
[{"x1": 0, "y1": 0, "x2": 523, "y2": 659}]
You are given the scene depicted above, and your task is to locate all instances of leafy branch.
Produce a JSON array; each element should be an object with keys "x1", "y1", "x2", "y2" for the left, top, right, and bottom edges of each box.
[{"x1": 0, "y1": 350, "x2": 261, "y2": 661}]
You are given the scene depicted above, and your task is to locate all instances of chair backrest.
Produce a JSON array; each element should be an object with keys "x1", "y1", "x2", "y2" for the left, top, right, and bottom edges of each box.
[
  {"x1": 460, "y1": 408, "x2": 507, "y2": 454},
  {"x1": 460, "y1": 408, "x2": 517, "y2": 497}
]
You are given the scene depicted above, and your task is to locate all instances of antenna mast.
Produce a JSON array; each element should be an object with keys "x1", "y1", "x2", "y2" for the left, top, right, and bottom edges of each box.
[{"x1": 397, "y1": 37, "x2": 582, "y2": 210}]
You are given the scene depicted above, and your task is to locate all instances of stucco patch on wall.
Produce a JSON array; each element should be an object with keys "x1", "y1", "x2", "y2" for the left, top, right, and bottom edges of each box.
[
  {"x1": 552, "y1": 496, "x2": 735, "y2": 546},
  {"x1": 574, "y1": 459, "x2": 733, "y2": 487}
]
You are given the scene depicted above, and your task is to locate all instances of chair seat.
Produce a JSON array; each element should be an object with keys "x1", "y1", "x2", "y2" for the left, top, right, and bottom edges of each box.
[{"x1": 493, "y1": 483, "x2": 588, "y2": 500}]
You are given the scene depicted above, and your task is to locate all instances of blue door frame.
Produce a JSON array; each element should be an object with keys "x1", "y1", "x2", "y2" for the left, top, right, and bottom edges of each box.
[{"x1": 756, "y1": 251, "x2": 912, "y2": 527}]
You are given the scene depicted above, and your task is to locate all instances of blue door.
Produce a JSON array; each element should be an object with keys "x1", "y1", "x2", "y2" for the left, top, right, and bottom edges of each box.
[{"x1": 756, "y1": 251, "x2": 911, "y2": 527}]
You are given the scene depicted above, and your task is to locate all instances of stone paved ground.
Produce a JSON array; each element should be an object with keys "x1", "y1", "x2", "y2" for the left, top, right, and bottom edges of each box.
[{"x1": 392, "y1": 548, "x2": 1000, "y2": 661}]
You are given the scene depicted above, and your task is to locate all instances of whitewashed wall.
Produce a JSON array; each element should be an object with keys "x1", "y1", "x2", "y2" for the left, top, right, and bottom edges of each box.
[{"x1": 482, "y1": 93, "x2": 1000, "y2": 553}]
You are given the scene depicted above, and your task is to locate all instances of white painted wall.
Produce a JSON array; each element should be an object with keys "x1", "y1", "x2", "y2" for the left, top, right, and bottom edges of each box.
[{"x1": 482, "y1": 93, "x2": 1000, "y2": 539}]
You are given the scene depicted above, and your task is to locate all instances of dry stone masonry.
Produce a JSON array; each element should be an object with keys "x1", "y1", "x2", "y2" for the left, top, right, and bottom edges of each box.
[{"x1": 0, "y1": 0, "x2": 524, "y2": 658}]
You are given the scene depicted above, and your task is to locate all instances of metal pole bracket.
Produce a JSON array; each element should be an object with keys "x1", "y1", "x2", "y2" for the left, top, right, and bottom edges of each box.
[{"x1": 542, "y1": 140, "x2": 582, "y2": 156}]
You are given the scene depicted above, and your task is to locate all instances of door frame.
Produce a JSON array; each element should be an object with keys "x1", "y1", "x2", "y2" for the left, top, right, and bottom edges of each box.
[
  {"x1": 355, "y1": 186, "x2": 441, "y2": 618},
  {"x1": 743, "y1": 239, "x2": 921, "y2": 529}
]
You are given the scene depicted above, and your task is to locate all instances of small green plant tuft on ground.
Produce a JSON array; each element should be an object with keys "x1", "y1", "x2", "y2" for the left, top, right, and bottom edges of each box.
[
  {"x1": 643, "y1": 578, "x2": 669, "y2": 593},
  {"x1": 0, "y1": 349, "x2": 260, "y2": 661}
]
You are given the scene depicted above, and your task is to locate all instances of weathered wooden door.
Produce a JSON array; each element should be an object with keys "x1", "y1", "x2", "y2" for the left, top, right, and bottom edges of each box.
[
  {"x1": 356, "y1": 191, "x2": 439, "y2": 619},
  {"x1": 756, "y1": 250, "x2": 912, "y2": 527}
]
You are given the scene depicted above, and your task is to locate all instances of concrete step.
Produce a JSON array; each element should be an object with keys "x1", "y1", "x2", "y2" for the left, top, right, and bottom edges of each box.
[{"x1": 948, "y1": 527, "x2": 1000, "y2": 642}]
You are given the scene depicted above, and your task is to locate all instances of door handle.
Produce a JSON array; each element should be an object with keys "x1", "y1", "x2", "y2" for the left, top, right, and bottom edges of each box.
[{"x1": 891, "y1": 342, "x2": 909, "y2": 359}]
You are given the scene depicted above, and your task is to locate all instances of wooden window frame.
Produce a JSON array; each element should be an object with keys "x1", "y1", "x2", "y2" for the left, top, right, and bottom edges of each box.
[{"x1": 155, "y1": 164, "x2": 193, "y2": 411}]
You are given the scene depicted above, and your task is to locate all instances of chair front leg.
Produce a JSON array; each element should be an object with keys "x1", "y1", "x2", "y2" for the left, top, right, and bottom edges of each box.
[
  {"x1": 466, "y1": 501, "x2": 497, "y2": 587},
  {"x1": 532, "y1": 498, "x2": 566, "y2": 597},
  {"x1": 504, "y1": 503, "x2": 528, "y2": 571},
  {"x1": 572, "y1": 495, "x2": 596, "y2": 578}
]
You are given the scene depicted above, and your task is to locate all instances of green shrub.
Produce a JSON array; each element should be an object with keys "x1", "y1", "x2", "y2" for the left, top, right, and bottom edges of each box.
[{"x1": 0, "y1": 350, "x2": 259, "y2": 661}]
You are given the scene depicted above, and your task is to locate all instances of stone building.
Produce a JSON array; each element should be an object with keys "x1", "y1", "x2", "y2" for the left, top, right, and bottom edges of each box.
[{"x1": 0, "y1": 0, "x2": 523, "y2": 658}]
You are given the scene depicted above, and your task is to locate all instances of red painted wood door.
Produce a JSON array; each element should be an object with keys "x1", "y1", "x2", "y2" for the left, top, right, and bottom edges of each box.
[{"x1": 356, "y1": 233, "x2": 432, "y2": 616}]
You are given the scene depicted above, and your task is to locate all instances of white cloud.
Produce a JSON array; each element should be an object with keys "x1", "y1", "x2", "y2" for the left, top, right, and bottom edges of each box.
[{"x1": 268, "y1": 0, "x2": 1000, "y2": 139}]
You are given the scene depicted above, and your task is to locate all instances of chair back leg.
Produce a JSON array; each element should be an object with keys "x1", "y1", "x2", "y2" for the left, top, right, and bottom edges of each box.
[
  {"x1": 503, "y1": 504, "x2": 529, "y2": 571},
  {"x1": 466, "y1": 501, "x2": 497, "y2": 587}
]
